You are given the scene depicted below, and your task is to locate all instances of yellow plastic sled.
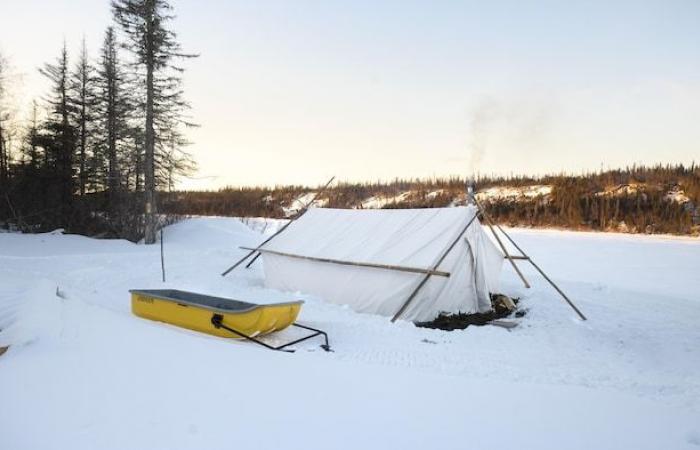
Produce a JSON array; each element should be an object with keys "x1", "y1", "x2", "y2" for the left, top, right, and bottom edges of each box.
[{"x1": 130, "y1": 289, "x2": 330, "y2": 352}]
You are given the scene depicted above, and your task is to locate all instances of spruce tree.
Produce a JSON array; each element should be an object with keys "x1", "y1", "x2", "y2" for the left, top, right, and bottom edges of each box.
[
  {"x1": 111, "y1": 0, "x2": 197, "y2": 243},
  {"x1": 23, "y1": 101, "x2": 42, "y2": 170},
  {"x1": 39, "y1": 42, "x2": 77, "y2": 222},
  {"x1": 0, "y1": 52, "x2": 9, "y2": 187},
  {"x1": 71, "y1": 38, "x2": 98, "y2": 196},
  {"x1": 0, "y1": 51, "x2": 19, "y2": 190},
  {"x1": 96, "y1": 26, "x2": 131, "y2": 204}
]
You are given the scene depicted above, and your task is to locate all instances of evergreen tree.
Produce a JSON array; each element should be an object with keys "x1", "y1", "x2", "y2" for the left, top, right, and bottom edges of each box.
[
  {"x1": 0, "y1": 51, "x2": 20, "y2": 189},
  {"x1": 95, "y1": 26, "x2": 131, "y2": 202},
  {"x1": 22, "y1": 101, "x2": 42, "y2": 170},
  {"x1": 39, "y1": 42, "x2": 77, "y2": 221},
  {"x1": 0, "y1": 52, "x2": 9, "y2": 187},
  {"x1": 71, "y1": 38, "x2": 98, "y2": 196},
  {"x1": 111, "y1": 0, "x2": 197, "y2": 243}
]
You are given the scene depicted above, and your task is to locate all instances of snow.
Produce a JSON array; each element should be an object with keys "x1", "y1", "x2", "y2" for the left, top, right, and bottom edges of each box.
[
  {"x1": 595, "y1": 183, "x2": 644, "y2": 197},
  {"x1": 426, "y1": 189, "x2": 444, "y2": 200},
  {"x1": 359, "y1": 191, "x2": 410, "y2": 209},
  {"x1": 476, "y1": 185, "x2": 553, "y2": 202},
  {"x1": 282, "y1": 192, "x2": 329, "y2": 217},
  {"x1": 666, "y1": 189, "x2": 691, "y2": 204},
  {"x1": 237, "y1": 216, "x2": 288, "y2": 236},
  {"x1": 1, "y1": 218, "x2": 700, "y2": 449},
  {"x1": 595, "y1": 184, "x2": 695, "y2": 205}
]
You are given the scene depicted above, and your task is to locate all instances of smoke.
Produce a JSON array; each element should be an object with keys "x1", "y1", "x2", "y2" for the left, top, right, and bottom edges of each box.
[
  {"x1": 467, "y1": 98, "x2": 499, "y2": 177},
  {"x1": 464, "y1": 95, "x2": 554, "y2": 179}
]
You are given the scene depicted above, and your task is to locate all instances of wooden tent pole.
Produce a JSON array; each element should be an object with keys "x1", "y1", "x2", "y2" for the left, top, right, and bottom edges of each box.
[
  {"x1": 221, "y1": 176, "x2": 335, "y2": 276},
  {"x1": 239, "y1": 247, "x2": 451, "y2": 277},
  {"x1": 245, "y1": 176, "x2": 335, "y2": 269},
  {"x1": 243, "y1": 176, "x2": 336, "y2": 269},
  {"x1": 472, "y1": 197, "x2": 531, "y2": 289},
  {"x1": 494, "y1": 223, "x2": 587, "y2": 321},
  {"x1": 160, "y1": 228, "x2": 166, "y2": 282},
  {"x1": 391, "y1": 213, "x2": 479, "y2": 322}
]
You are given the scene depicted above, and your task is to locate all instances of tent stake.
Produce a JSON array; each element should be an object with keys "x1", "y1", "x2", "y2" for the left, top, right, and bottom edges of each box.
[
  {"x1": 473, "y1": 197, "x2": 531, "y2": 289},
  {"x1": 221, "y1": 176, "x2": 335, "y2": 276},
  {"x1": 494, "y1": 223, "x2": 587, "y2": 321},
  {"x1": 391, "y1": 213, "x2": 479, "y2": 322}
]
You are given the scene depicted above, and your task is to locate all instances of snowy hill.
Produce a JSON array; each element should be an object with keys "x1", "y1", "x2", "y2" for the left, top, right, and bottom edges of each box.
[{"x1": 1, "y1": 218, "x2": 700, "y2": 450}]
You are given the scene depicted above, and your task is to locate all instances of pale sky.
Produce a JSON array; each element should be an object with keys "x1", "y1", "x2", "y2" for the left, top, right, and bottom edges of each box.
[{"x1": 1, "y1": 0, "x2": 699, "y2": 189}]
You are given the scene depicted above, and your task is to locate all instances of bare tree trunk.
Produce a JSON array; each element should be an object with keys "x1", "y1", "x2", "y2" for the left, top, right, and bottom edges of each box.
[
  {"x1": 144, "y1": 2, "x2": 157, "y2": 244},
  {"x1": 135, "y1": 134, "x2": 143, "y2": 192},
  {"x1": 0, "y1": 121, "x2": 6, "y2": 186}
]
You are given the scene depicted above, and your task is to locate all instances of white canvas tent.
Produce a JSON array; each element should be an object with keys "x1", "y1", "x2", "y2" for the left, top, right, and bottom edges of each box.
[{"x1": 250, "y1": 206, "x2": 504, "y2": 322}]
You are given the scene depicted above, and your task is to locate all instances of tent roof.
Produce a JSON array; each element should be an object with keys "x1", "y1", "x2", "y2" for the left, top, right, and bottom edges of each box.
[{"x1": 263, "y1": 206, "x2": 480, "y2": 269}]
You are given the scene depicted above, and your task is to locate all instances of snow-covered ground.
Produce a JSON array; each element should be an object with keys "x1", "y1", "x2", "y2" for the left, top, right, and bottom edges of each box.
[
  {"x1": 282, "y1": 192, "x2": 329, "y2": 217},
  {"x1": 359, "y1": 192, "x2": 411, "y2": 209},
  {"x1": 476, "y1": 184, "x2": 553, "y2": 202},
  {"x1": 1, "y1": 218, "x2": 699, "y2": 450}
]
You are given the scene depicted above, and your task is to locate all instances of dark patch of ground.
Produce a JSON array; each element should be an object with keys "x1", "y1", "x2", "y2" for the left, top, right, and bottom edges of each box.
[{"x1": 415, "y1": 293, "x2": 523, "y2": 331}]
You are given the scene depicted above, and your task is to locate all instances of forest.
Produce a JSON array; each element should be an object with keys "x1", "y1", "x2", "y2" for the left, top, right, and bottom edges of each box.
[
  {"x1": 0, "y1": 0, "x2": 196, "y2": 242},
  {"x1": 161, "y1": 164, "x2": 700, "y2": 236}
]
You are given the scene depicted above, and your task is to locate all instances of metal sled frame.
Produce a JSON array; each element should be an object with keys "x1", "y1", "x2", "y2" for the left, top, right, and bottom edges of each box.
[{"x1": 210, "y1": 313, "x2": 332, "y2": 353}]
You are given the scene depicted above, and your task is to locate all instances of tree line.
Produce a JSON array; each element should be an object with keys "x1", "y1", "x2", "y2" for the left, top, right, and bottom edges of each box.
[
  {"x1": 0, "y1": 0, "x2": 196, "y2": 242},
  {"x1": 160, "y1": 164, "x2": 700, "y2": 236}
]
